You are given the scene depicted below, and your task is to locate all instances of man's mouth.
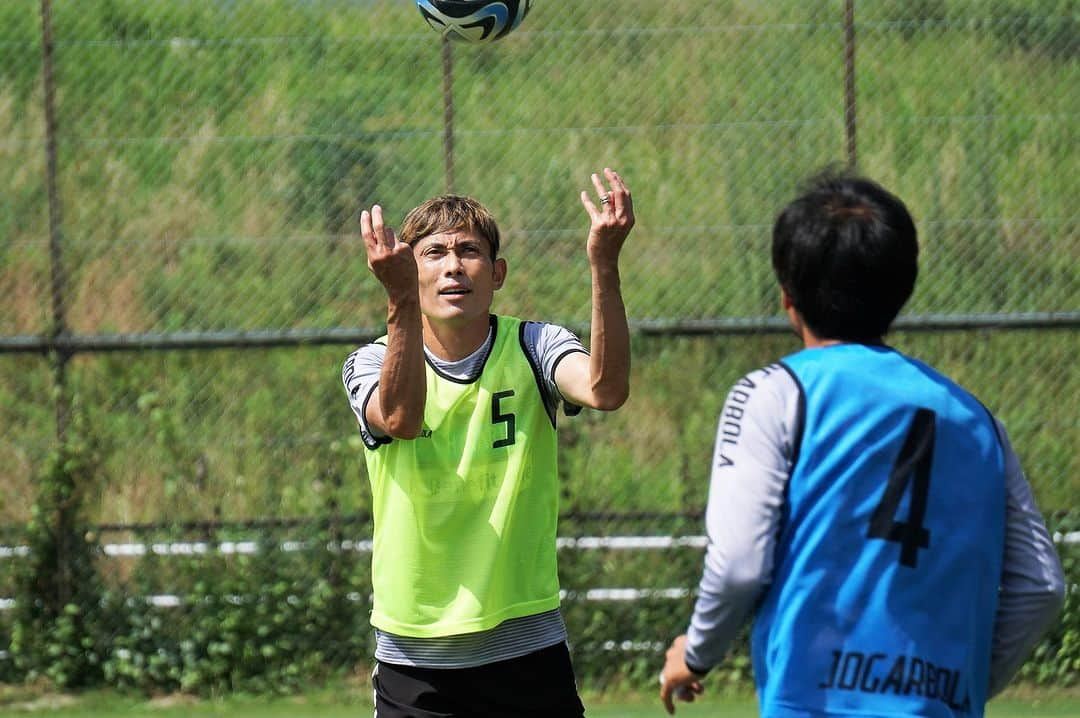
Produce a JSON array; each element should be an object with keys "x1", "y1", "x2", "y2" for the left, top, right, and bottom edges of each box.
[{"x1": 439, "y1": 287, "x2": 470, "y2": 296}]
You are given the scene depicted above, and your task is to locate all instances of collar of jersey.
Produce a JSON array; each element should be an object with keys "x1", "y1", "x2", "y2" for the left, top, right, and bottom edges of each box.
[{"x1": 423, "y1": 314, "x2": 499, "y2": 384}]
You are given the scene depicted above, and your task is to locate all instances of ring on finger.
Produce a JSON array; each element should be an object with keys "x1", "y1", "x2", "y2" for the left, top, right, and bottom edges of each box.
[{"x1": 600, "y1": 194, "x2": 611, "y2": 205}]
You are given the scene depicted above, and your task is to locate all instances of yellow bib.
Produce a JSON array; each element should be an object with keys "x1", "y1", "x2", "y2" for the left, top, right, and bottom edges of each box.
[{"x1": 364, "y1": 316, "x2": 562, "y2": 637}]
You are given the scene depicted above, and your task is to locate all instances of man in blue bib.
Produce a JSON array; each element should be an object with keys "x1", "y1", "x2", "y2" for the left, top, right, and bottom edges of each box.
[{"x1": 659, "y1": 173, "x2": 1065, "y2": 717}]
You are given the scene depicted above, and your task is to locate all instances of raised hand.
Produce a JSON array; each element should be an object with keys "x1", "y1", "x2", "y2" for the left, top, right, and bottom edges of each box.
[
  {"x1": 360, "y1": 205, "x2": 418, "y2": 302},
  {"x1": 579, "y1": 167, "x2": 635, "y2": 265},
  {"x1": 553, "y1": 168, "x2": 633, "y2": 413}
]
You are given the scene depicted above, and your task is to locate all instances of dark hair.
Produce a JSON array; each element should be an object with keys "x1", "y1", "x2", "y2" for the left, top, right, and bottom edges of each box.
[
  {"x1": 400, "y1": 195, "x2": 501, "y2": 260},
  {"x1": 771, "y1": 171, "x2": 918, "y2": 342}
]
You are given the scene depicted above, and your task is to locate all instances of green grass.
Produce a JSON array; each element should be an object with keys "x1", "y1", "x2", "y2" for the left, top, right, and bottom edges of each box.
[{"x1": 3, "y1": 687, "x2": 1078, "y2": 718}]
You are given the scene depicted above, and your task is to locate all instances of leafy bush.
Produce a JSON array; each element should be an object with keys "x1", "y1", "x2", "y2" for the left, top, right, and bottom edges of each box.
[
  {"x1": 99, "y1": 533, "x2": 371, "y2": 695},
  {"x1": 8, "y1": 405, "x2": 106, "y2": 688}
]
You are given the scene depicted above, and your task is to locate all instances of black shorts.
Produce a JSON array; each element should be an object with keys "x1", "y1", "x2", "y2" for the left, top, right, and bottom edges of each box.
[{"x1": 373, "y1": 641, "x2": 586, "y2": 718}]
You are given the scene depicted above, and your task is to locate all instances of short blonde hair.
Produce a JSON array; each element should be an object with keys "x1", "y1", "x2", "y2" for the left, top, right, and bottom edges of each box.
[{"x1": 400, "y1": 195, "x2": 501, "y2": 259}]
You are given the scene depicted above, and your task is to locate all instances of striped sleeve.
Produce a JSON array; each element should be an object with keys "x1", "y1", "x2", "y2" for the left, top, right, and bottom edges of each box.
[{"x1": 342, "y1": 343, "x2": 390, "y2": 449}]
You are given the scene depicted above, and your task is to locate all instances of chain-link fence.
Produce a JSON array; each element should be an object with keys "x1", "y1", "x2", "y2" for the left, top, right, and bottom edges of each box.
[{"x1": 1, "y1": 0, "x2": 1077, "y2": 694}]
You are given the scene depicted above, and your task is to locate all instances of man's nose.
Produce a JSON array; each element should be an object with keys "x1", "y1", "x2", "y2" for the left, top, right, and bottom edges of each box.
[{"x1": 443, "y1": 251, "x2": 465, "y2": 274}]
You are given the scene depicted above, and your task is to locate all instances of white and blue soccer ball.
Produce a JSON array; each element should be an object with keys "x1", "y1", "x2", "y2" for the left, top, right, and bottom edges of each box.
[{"x1": 416, "y1": 1, "x2": 532, "y2": 43}]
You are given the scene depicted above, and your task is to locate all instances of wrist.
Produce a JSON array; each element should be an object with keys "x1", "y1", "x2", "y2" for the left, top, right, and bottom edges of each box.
[
  {"x1": 683, "y1": 637, "x2": 712, "y2": 677},
  {"x1": 588, "y1": 251, "x2": 622, "y2": 270},
  {"x1": 385, "y1": 296, "x2": 420, "y2": 323},
  {"x1": 589, "y1": 261, "x2": 622, "y2": 287},
  {"x1": 684, "y1": 657, "x2": 711, "y2": 677},
  {"x1": 386, "y1": 286, "x2": 419, "y2": 304}
]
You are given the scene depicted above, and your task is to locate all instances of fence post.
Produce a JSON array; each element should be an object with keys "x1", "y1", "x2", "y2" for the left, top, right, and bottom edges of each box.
[
  {"x1": 40, "y1": 0, "x2": 74, "y2": 608},
  {"x1": 844, "y1": 0, "x2": 858, "y2": 170},
  {"x1": 441, "y1": 35, "x2": 455, "y2": 193}
]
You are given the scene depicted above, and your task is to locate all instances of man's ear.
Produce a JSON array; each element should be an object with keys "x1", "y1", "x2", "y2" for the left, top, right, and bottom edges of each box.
[{"x1": 493, "y1": 258, "x2": 508, "y2": 290}]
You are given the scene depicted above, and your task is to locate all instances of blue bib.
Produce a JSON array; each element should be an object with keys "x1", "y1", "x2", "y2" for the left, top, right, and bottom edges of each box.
[{"x1": 753, "y1": 344, "x2": 1005, "y2": 718}]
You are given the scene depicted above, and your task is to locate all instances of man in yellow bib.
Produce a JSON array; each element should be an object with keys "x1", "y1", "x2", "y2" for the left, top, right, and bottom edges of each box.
[{"x1": 343, "y1": 169, "x2": 634, "y2": 717}]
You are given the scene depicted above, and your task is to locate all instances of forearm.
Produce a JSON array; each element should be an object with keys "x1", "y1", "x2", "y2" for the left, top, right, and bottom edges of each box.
[
  {"x1": 988, "y1": 582, "x2": 1064, "y2": 697},
  {"x1": 376, "y1": 297, "x2": 426, "y2": 437},
  {"x1": 987, "y1": 442, "x2": 1066, "y2": 697},
  {"x1": 685, "y1": 560, "x2": 763, "y2": 673},
  {"x1": 586, "y1": 260, "x2": 630, "y2": 410}
]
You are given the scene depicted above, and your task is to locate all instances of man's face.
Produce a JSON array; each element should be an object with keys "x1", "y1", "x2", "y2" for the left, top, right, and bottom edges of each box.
[{"x1": 412, "y1": 229, "x2": 506, "y2": 327}]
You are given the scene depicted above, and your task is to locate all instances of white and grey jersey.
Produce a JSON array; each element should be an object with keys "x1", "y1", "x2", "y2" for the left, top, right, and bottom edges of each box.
[
  {"x1": 343, "y1": 320, "x2": 586, "y2": 447},
  {"x1": 341, "y1": 320, "x2": 587, "y2": 669},
  {"x1": 374, "y1": 608, "x2": 569, "y2": 670},
  {"x1": 683, "y1": 363, "x2": 1066, "y2": 696}
]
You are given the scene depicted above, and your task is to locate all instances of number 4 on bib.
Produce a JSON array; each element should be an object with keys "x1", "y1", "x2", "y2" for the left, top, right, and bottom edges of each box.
[{"x1": 868, "y1": 408, "x2": 935, "y2": 568}]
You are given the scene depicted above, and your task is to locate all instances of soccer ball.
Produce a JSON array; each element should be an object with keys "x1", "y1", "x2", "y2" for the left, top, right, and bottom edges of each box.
[{"x1": 415, "y1": 1, "x2": 532, "y2": 43}]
